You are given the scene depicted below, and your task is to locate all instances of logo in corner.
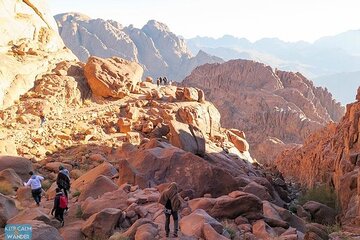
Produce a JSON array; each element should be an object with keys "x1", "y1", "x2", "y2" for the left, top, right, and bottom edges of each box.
[{"x1": 5, "y1": 224, "x2": 32, "y2": 240}]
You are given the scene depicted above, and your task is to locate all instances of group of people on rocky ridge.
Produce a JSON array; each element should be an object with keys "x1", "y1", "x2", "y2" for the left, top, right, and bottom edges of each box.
[
  {"x1": 156, "y1": 76, "x2": 172, "y2": 86},
  {"x1": 24, "y1": 165, "x2": 70, "y2": 226}
]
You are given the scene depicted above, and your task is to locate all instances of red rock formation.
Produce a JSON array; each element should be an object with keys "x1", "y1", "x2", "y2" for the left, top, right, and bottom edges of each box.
[
  {"x1": 276, "y1": 90, "x2": 360, "y2": 225},
  {"x1": 183, "y1": 59, "x2": 345, "y2": 164}
]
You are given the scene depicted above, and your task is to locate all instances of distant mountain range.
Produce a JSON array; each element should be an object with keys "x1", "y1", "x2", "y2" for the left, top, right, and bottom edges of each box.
[
  {"x1": 55, "y1": 13, "x2": 223, "y2": 81},
  {"x1": 187, "y1": 32, "x2": 360, "y2": 104}
]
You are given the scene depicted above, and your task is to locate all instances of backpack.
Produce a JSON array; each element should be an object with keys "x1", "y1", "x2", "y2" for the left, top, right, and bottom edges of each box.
[{"x1": 59, "y1": 195, "x2": 68, "y2": 209}]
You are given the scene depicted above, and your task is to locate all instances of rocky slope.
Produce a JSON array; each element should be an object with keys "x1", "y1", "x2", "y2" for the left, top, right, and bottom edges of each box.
[
  {"x1": 54, "y1": 13, "x2": 223, "y2": 81},
  {"x1": 0, "y1": 0, "x2": 76, "y2": 110},
  {"x1": 1, "y1": 54, "x2": 350, "y2": 239},
  {"x1": 276, "y1": 87, "x2": 360, "y2": 229},
  {"x1": 183, "y1": 59, "x2": 345, "y2": 164},
  {"x1": 0, "y1": 1, "x2": 355, "y2": 239}
]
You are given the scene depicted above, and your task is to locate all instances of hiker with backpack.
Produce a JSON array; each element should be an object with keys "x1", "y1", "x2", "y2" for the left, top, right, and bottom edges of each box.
[
  {"x1": 51, "y1": 188, "x2": 67, "y2": 226},
  {"x1": 24, "y1": 171, "x2": 44, "y2": 206},
  {"x1": 159, "y1": 182, "x2": 181, "y2": 238},
  {"x1": 56, "y1": 165, "x2": 70, "y2": 199}
]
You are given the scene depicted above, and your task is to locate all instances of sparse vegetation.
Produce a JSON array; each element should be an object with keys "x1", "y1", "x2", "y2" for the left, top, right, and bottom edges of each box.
[
  {"x1": 75, "y1": 205, "x2": 83, "y2": 218},
  {"x1": 72, "y1": 189, "x2": 81, "y2": 198},
  {"x1": 41, "y1": 179, "x2": 52, "y2": 191},
  {"x1": 0, "y1": 182, "x2": 13, "y2": 195},
  {"x1": 298, "y1": 185, "x2": 338, "y2": 210},
  {"x1": 222, "y1": 219, "x2": 237, "y2": 239},
  {"x1": 326, "y1": 223, "x2": 342, "y2": 234}
]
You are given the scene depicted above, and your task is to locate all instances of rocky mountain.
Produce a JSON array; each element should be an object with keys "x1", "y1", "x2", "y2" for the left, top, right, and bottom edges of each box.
[
  {"x1": 1, "y1": 1, "x2": 358, "y2": 239},
  {"x1": 183, "y1": 59, "x2": 345, "y2": 164},
  {"x1": 187, "y1": 33, "x2": 360, "y2": 105},
  {"x1": 0, "y1": 0, "x2": 76, "y2": 110},
  {"x1": 276, "y1": 88, "x2": 360, "y2": 228},
  {"x1": 54, "y1": 13, "x2": 223, "y2": 81}
]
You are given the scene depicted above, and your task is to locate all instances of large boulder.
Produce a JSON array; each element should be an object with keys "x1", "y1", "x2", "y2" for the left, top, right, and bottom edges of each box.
[
  {"x1": 0, "y1": 168, "x2": 23, "y2": 193},
  {"x1": 72, "y1": 162, "x2": 117, "y2": 192},
  {"x1": 134, "y1": 223, "x2": 159, "y2": 240},
  {"x1": 109, "y1": 218, "x2": 157, "y2": 240},
  {"x1": 84, "y1": 56, "x2": 143, "y2": 98},
  {"x1": 0, "y1": 193, "x2": 18, "y2": 227},
  {"x1": 168, "y1": 120, "x2": 205, "y2": 156},
  {"x1": 179, "y1": 209, "x2": 224, "y2": 238},
  {"x1": 303, "y1": 201, "x2": 337, "y2": 225},
  {"x1": 0, "y1": 156, "x2": 32, "y2": 181},
  {"x1": 252, "y1": 219, "x2": 277, "y2": 239},
  {"x1": 9, "y1": 220, "x2": 63, "y2": 240},
  {"x1": 78, "y1": 175, "x2": 118, "y2": 201},
  {"x1": 117, "y1": 140, "x2": 246, "y2": 198},
  {"x1": 81, "y1": 189, "x2": 128, "y2": 218},
  {"x1": 189, "y1": 191, "x2": 263, "y2": 219},
  {"x1": 7, "y1": 208, "x2": 51, "y2": 226},
  {"x1": 81, "y1": 208, "x2": 123, "y2": 239},
  {"x1": 0, "y1": 0, "x2": 76, "y2": 109}
]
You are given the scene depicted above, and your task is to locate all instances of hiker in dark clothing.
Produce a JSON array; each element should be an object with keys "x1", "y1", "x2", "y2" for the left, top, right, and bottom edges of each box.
[
  {"x1": 159, "y1": 182, "x2": 181, "y2": 237},
  {"x1": 159, "y1": 77, "x2": 163, "y2": 85},
  {"x1": 157, "y1": 78, "x2": 160, "y2": 87},
  {"x1": 51, "y1": 188, "x2": 67, "y2": 226},
  {"x1": 56, "y1": 165, "x2": 70, "y2": 199},
  {"x1": 24, "y1": 171, "x2": 44, "y2": 206},
  {"x1": 163, "y1": 76, "x2": 168, "y2": 85}
]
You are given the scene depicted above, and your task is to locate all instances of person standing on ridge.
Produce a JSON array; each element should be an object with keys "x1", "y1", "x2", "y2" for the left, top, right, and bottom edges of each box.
[
  {"x1": 159, "y1": 182, "x2": 181, "y2": 237},
  {"x1": 163, "y1": 76, "x2": 168, "y2": 85},
  {"x1": 24, "y1": 171, "x2": 44, "y2": 206}
]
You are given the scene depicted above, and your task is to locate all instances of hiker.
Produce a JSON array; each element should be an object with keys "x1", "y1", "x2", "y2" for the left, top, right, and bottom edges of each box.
[
  {"x1": 159, "y1": 182, "x2": 181, "y2": 237},
  {"x1": 163, "y1": 76, "x2": 168, "y2": 85},
  {"x1": 24, "y1": 171, "x2": 44, "y2": 206},
  {"x1": 39, "y1": 106, "x2": 46, "y2": 127},
  {"x1": 159, "y1": 77, "x2": 163, "y2": 85},
  {"x1": 156, "y1": 78, "x2": 160, "y2": 87},
  {"x1": 51, "y1": 188, "x2": 67, "y2": 227},
  {"x1": 56, "y1": 165, "x2": 70, "y2": 199}
]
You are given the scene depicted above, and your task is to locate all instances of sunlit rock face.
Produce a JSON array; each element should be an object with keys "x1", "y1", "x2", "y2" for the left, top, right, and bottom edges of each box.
[
  {"x1": 183, "y1": 59, "x2": 345, "y2": 164},
  {"x1": 0, "y1": 0, "x2": 76, "y2": 109}
]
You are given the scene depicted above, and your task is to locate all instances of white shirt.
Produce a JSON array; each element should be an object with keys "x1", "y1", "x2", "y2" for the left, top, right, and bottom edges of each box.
[{"x1": 25, "y1": 175, "x2": 44, "y2": 190}]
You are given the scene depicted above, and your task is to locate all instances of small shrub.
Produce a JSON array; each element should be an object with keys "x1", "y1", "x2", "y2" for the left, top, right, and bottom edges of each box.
[
  {"x1": 72, "y1": 189, "x2": 81, "y2": 198},
  {"x1": 42, "y1": 180, "x2": 52, "y2": 191},
  {"x1": 326, "y1": 223, "x2": 342, "y2": 234},
  {"x1": 75, "y1": 205, "x2": 83, "y2": 218},
  {"x1": 0, "y1": 182, "x2": 13, "y2": 195},
  {"x1": 298, "y1": 185, "x2": 338, "y2": 210},
  {"x1": 222, "y1": 220, "x2": 236, "y2": 240}
]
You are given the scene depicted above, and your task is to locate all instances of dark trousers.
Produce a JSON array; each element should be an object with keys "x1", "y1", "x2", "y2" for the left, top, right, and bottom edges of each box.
[
  {"x1": 31, "y1": 188, "x2": 42, "y2": 205},
  {"x1": 55, "y1": 208, "x2": 65, "y2": 222},
  {"x1": 165, "y1": 211, "x2": 179, "y2": 234}
]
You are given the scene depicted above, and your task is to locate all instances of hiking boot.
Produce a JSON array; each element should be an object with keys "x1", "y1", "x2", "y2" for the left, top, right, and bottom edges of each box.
[{"x1": 173, "y1": 232, "x2": 178, "y2": 237}]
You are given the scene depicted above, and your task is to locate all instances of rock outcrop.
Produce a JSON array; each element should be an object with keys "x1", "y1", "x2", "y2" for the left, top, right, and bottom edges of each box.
[
  {"x1": 276, "y1": 89, "x2": 360, "y2": 227},
  {"x1": 0, "y1": 0, "x2": 76, "y2": 109},
  {"x1": 55, "y1": 13, "x2": 223, "y2": 81},
  {"x1": 183, "y1": 59, "x2": 345, "y2": 164}
]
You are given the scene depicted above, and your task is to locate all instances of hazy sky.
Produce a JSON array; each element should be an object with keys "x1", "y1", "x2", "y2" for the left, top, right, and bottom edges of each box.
[{"x1": 49, "y1": 0, "x2": 360, "y2": 42}]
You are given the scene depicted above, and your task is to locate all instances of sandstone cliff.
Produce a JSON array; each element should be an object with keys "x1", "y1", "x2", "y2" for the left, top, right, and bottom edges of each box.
[
  {"x1": 0, "y1": 0, "x2": 76, "y2": 109},
  {"x1": 183, "y1": 59, "x2": 345, "y2": 163},
  {"x1": 55, "y1": 13, "x2": 223, "y2": 81},
  {"x1": 276, "y1": 87, "x2": 360, "y2": 227}
]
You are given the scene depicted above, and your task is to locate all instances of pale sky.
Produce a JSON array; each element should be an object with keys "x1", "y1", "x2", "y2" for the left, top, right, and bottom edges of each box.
[{"x1": 49, "y1": 0, "x2": 360, "y2": 42}]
